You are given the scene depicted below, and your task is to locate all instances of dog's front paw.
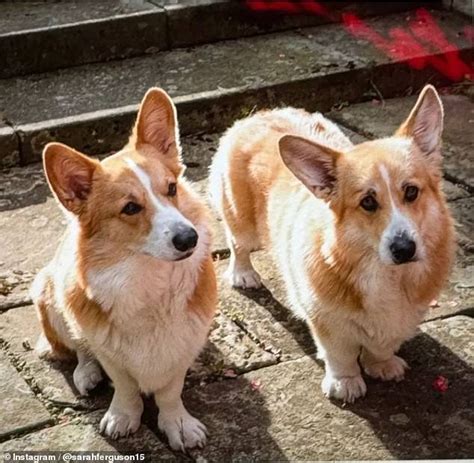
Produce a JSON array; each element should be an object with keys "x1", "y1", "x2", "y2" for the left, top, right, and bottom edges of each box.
[
  {"x1": 225, "y1": 266, "x2": 262, "y2": 289},
  {"x1": 322, "y1": 374, "x2": 367, "y2": 403},
  {"x1": 100, "y1": 407, "x2": 142, "y2": 439},
  {"x1": 158, "y1": 409, "x2": 207, "y2": 452},
  {"x1": 73, "y1": 359, "x2": 103, "y2": 395},
  {"x1": 364, "y1": 355, "x2": 408, "y2": 382}
]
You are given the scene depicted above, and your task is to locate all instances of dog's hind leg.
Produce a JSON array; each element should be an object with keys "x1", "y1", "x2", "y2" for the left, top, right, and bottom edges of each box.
[
  {"x1": 224, "y1": 226, "x2": 262, "y2": 289},
  {"x1": 32, "y1": 271, "x2": 74, "y2": 361}
]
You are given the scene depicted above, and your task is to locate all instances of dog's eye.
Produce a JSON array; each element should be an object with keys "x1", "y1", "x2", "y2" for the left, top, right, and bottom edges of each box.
[
  {"x1": 167, "y1": 183, "x2": 177, "y2": 197},
  {"x1": 404, "y1": 185, "x2": 419, "y2": 202},
  {"x1": 360, "y1": 195, "x2": 378, "y2": 212},
  {"x1": 121, "y1": 202, "x2": 143, "y2": 215}
]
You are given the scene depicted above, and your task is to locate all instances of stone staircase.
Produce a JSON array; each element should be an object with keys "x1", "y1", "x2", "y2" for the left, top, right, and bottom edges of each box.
[{"x1": 0, "y1": 1, "x2": 472, "y2": 167}]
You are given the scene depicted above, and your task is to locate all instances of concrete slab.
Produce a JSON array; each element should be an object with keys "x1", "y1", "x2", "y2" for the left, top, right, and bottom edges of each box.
[
  {"x1": 0, "y1": 1, "x2": 156, "y2": 33},
  {"x1": 451, "y1": 197, "x2": 474, "y2": 262},
  {"x1": 1, "y1": 10, "x2": 471, "y2": 164},
  {"x1": 185, "y1": 316, "x2": 474, "y2": 460},
  {"x1": 0, "y1": 1, "x2": 167, "y2": 79},
  {"x1": 0, "y1": 123, "x2": 20, "y2": 169},
  {"x1": 329, "y1": 94, "x2": 474, "y2": 189},
  {"x1": 0, "y1": 350, "x2": 52, "y2": 440},
  {"x1": 162, "y1": 0, "x2": 423, "y2": 49},
  {"x1": 444, "y1": 0, "x2": 474, "y2": 17},
  {"x1": 216, "y1": 255, "x2": 316, "y2": 361},
  {"x1": 0, "y1": 197, "x2": 67, "y2": 276},
  {"x1": 0, "y1": 271, "x2": 34, "y2": 312},
  {"x1": 189, "y1": 310, "x2": 277, "y2": 386},
  {"x1": 0, "y1": 304, "x2": 111, "y2": 409},
  {"x1": 0, "y1": 410, "x2": 176, "y2": 459}
]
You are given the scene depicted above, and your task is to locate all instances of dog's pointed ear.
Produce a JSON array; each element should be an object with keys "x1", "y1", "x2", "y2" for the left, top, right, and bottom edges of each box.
[
  {"x1": 396, "y1": 85, "x2": 444, "y2": 161},
  {"x1": 279, "y1": 135, "x2": 340, "y2": 200},
  {"x1": 132, "y1": 87, "x2": 179, "y2": 155},
  {"x1": 43, "y1": 142, "x2": 99, "y2": 214}
]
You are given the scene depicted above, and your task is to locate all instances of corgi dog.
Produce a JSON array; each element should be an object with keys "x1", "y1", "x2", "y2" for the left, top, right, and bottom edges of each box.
[
  {"x1": 31, "y1": 88, "x2": 217, "y2": 450},
  {"x1": 209, "y1": 85, "x2": 455, "y2": 402}
]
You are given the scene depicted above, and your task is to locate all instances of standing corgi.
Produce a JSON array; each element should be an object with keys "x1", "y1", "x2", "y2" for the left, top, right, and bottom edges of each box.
[
  {"x1": 209, "y1": 85, "x2": 455, "y2": 402},
  {"x1": 31, "y1": 88, "x2": 217, "y2": 450}
]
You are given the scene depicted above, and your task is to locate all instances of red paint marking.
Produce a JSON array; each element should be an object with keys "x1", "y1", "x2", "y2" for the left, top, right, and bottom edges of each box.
[{"x1": 245, "y1": 1, "x2": 473, "y2": 81}]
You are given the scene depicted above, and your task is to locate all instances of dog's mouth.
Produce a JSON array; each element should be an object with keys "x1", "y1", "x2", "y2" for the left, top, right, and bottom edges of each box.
[
  {"x1": 174, "y1": 251, "x2": 194, "y2": 261},
  {"x1": 389, "y1": 256, "x2": 419, "y2": 266}
]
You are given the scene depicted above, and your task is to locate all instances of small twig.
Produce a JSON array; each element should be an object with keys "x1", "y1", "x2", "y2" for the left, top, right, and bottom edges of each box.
[{"x1": 370, "y1": 79, "x2": 385, "y2": 108}]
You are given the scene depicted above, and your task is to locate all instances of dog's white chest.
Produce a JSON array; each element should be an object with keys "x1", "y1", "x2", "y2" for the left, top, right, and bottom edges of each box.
[
  {"x1": 355, "y1": 270, "x2": 427, "y2": 350},
  {"x1": 85, "y1": 256, "x2": 209, "y2": 393}
]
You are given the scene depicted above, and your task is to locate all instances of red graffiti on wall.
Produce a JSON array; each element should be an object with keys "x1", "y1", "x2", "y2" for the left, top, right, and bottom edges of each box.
[{"x1": 245, "y1": 1, "x2": 474, "y2": 81}]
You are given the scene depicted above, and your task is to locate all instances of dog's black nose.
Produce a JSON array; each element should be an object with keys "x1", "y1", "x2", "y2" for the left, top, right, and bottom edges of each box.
[
  {"x1": 390, "y1": 233, "x2": 416, "y2": 264},
  {"x1": 172, "y1": 227, "x2": 198, "y2": 252}
]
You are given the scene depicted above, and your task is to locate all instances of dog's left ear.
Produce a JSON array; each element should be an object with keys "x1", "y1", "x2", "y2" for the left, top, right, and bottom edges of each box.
[
  {"x1": 279, "y1": 135, "x2": 340, "y2": 200},
  {"x1": 396, "y1": 85, "x2": 444, "y2": 161},
  {"x1": 132, "y1": 87, "x2": 180, "y2": 156}
]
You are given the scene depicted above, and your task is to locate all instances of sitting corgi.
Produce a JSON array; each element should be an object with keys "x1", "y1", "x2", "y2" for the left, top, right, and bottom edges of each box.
[
  {"x1": 209, "y1": 85, "x2": 455, "y2": 402},
  {"x1": 31, "y1": 88, "x2": 217, "y2": 450}
]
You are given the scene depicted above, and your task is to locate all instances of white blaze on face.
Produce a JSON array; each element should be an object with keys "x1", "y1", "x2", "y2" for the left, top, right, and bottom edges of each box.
[
  {"x1": 125, "y1": 158, "x2": 195, "y2": 260},
  {"x1": 378, "y1": 165, "x2": 419, "y2": 264}
]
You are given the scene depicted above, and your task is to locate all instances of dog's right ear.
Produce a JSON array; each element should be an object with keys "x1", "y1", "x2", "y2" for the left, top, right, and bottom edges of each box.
[
  {"x1": 279, "y1": 135, "x2": 340, "y2": 200},
  {"x1": 133, "y1": 87, "x2": 179, "y2": 155},
  {"x1": 43, "y1": 142, "x2": 100, "y2": 215}
]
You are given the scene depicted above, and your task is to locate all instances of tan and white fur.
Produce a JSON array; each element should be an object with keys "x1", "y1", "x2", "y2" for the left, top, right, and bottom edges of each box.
[
  {"x1": 31, "y1": 88, "x2": 217, "y2": 450},
  {"x1": 209, "y1": 85, "x2": 455, "y2": 402}
]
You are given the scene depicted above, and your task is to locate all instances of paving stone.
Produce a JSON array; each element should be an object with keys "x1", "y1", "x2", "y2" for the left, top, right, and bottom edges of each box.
[
  {"x1": 0, "y1": 350, "x2": 52, "y2": 439},
  {"x1": 443, "y1": 180, "x2": 471, "y2": 201},
  {"x1": 0, "y1": 305, "x2": 110, "y2": 409},
  {"x1": 185, "y1": 316, "x2": 474, "y2": 460},
  {"x1": 0, "y1": 410, "x2": 177, "y2": 459},
  {"x1": 216, "y1": 256, "x2": 316, "y2": 361},
  {"x1": 451, "y1": 197, "x2": 474, "y2": 262},
  {"x1": 432, "y1": 263, "x2": 474, "y2": 319},
  {"x1": 0, "y1": 197, "x2": 67, "y2": 276},
  {"x1": 0, "y1": 270, "x2": 34, "y2": 312},
  {"x1": 0, "y1": 123, "x2": 20, "y2": 169},
  {"x1": 446, "y1": 0, "x2": 474, "y2": 17},
  {"x1": 329, "y1": 94, "x2": 474, "y2": 189},
  {"x1": 188, "y1": 310, "x2": 277, "y2": 386}
]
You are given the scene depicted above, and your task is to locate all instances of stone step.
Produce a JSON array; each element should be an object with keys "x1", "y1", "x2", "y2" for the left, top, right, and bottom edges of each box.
[
  {"x1": 0, "y1": 8, "x2": 472, "y2": 167},
  {"x1": 0, "y1": 0, "x2": 424, "y2": 79}
]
